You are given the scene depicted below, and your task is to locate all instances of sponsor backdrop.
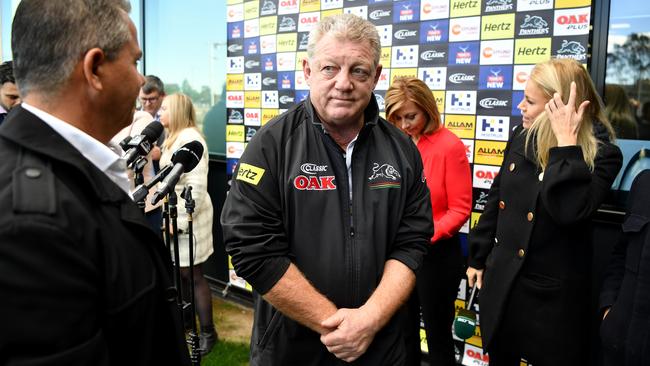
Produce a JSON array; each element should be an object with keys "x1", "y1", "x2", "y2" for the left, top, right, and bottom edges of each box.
[{"x1": 226, "y1": 0, "x2": 591, "y2": 364}]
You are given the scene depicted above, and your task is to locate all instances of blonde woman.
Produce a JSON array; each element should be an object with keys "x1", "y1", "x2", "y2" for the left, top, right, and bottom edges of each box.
[
  {"x1": 159, "y1": 93, "x2": 217, "y2": 355},
  {"x1": 466, "y1": 59, "x2": 623, "y2": 365}
]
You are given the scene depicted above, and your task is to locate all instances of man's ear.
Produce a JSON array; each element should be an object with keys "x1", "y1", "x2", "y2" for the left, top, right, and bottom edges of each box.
[
  {"x1": 303, "y1": 58, "x2": 312, "y2": 86},
  {"x1": 372, "y1": 64, "x2": 383, "y2": 87},
  {"x1": 82, "y1": 48, "x2": 105, "y2": 91}
]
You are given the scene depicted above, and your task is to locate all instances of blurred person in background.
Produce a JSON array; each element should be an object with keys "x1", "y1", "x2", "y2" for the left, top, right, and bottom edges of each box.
[
  {"x1": 159, "y1": 92, "x2": 217, "y2": 355},
  {"x1": 140, "y1": 74, "x2": 165, "y2": 171},
  {"x1": 385, "y1": 76, "x2": 471, "y2": 366},
  {"x1": 466, "y1": 59, "x2": 622, "y2": 366},
  {"x1": 0, "y1": 60, "x2": 21, "y2": 125},
  {"x1": 605, "y1": 84, "x2": 638, "y2": 139}
]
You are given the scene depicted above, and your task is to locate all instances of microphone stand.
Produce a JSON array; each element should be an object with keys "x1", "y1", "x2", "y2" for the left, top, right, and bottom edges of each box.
[
  {"x1": 130, "y1": 156, "x2": 148, "y2": 212},
  {"x1": 181, "y1": 185, "x2": 200, "y2": 365},
  {"x1": 167, "y1": 190, "x2": 186, "y2": 338}
]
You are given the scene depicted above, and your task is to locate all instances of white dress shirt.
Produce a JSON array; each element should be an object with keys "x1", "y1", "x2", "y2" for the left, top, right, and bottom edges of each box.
[{"x1": 21, "y1": 102, "x2": 131, "y2": 194}]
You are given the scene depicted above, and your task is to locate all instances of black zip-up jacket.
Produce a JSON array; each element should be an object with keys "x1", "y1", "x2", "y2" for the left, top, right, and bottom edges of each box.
[{"x1": 221, "y1": 96, "x2": 433, "y2": 366}]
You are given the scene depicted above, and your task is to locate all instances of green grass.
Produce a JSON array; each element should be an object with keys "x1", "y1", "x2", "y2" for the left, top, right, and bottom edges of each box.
[{"x1": 201, "y1": 339, "x2": 249, "y2": 366}]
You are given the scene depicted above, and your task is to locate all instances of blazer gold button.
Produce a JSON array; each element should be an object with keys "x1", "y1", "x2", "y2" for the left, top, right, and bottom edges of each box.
[
  {"x1": 527, "y1": 212, "x2": 534, "y2": 222},
  {"x1": 518, "y1": 249, "x2": 525, "y2": 258},
  {"x1": 538, "y1": 172, "x2": 544, "y2": 181},
  {"x1": 499, "y1": 200, "x2": 505, "y2": 209},
  {"x1": 509, "y1": 163, "x2": 515, "y2": 172}
]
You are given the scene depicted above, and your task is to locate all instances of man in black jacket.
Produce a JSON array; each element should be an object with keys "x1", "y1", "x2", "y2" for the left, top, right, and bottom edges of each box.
[
  {"x1": 0, "y1": 1, "x2": 190, "y2": 364},
  {"x1": 221, "y1": 14, "x2": 433, "y2": 366},
  {"x1": 600, "y1": 170, "x2": 650, "y2": 366}
]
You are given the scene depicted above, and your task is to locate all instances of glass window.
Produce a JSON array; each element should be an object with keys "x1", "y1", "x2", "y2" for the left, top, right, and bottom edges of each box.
[
  {"x1": 143, "y1": 1, "x2": 227, "y2": 156},
  {"x1": 605, "y1": 0, "x2": 650, "y2": 197},
  {"x1": 605, "y1": 0, "x2": 650, "y2": 141}
]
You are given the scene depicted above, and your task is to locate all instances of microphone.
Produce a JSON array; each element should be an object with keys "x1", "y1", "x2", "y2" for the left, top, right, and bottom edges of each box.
[
  {"x1": 132, "y1": 164, "x2": 173, "y2": 203},
  {"x1": 453, "y1": 285, "x2": 478, "y2": 340},
  {"x1": 119, "y1": 135, "x2": 132, "y2": 151},
  {"x1": 122, "y1": 121, "x2": 164, "y2": 166},
  {"x1": 150, "y1": 140, "x2": 204, "y2": 205}
]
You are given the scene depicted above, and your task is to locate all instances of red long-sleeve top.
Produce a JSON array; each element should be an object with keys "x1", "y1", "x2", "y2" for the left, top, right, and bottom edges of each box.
[{"x1": 417, "y1": 127, "x2": 472, "y2": 243}]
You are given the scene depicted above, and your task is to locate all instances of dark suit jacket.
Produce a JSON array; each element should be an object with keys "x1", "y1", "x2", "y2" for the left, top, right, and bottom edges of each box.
[
  {"x1": 468, "y1": 124, "x2": 622, "y2": 356},
  {"x1": 600, "y1": 170, "x2": 650, "y2": 366},
  {"x1": 0, "y1": 106, "x2": 190, "y2": 365}
]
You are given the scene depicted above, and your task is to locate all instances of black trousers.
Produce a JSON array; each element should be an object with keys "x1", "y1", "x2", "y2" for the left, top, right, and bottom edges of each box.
[{"x1": 404, "y1": 235, "x2": 463, "y2": 366}]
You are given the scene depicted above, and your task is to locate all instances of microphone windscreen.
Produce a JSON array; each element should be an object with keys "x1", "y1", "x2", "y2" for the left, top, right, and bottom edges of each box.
[
  {"x1": 453, "y1": 308, "x2": 477, "y2": 340},
  {"x1": 140, "y1": 121, "x2": 164, "y2": 143},
  {"x1": 172, "y1": 140, "x2": 204, "y2": 172}
]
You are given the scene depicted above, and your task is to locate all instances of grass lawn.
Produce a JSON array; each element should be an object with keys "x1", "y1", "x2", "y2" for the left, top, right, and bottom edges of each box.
[{"x1": 196, "y1": 295, "x2": 253, "y2": 366}]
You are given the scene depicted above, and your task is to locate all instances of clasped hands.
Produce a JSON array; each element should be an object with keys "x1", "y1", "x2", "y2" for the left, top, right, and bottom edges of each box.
[
  {"x1": 545, "y1": 81, "x2": 590, "y2": 147},
  {"x1": 319, "y1": 304, "x2": 381, "y2": 363}
]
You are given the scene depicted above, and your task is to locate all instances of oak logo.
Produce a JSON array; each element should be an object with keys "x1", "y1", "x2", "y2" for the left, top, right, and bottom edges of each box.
[
  {"x1": 554, "y1": 7, "x2": 590, "y2": 36},
  {"x1": 294, "y1": 175, "x2": 337, "y2": 190}
]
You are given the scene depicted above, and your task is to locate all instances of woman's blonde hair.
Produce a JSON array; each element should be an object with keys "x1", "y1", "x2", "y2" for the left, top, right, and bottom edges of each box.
[
  {"x1": 385, "y1": 76, "x2": 441, "y2": 135},
  {"x1": 162, "y1": 93, "x2": 202, "y2": 151},
  {"x1": 525, "y1": 59, "x2": 615, "y2": 170}
]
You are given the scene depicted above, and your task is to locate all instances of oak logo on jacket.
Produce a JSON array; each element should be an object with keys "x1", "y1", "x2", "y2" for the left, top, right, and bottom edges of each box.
[{"x1": 368, "y1": 163, "x2": 402, "y2": 189}]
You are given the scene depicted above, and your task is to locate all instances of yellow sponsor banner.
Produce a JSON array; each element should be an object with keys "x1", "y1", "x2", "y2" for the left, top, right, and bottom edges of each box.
[
  {"x1": 391, "y1": 68, "x2": 418, "y2": 83},
  {"x1": 259, "y1": 16, "x2": 277, "y2": 36},
  {"x1": 244, "y1": 91, "x2": 261, "y2": 108},
  {"x1": 481, "y1": 13, "x2": 515, "y2": 40},
  {"x1": 433, "y1": 90, "x2": 445, "y2": 114},
  {"x1": 471, "y1": 212, "x2": 481, "y2": 229},
  {"x1": 380, "y1": 47, "x2": 391, "y2": 68},
  {"x1": 300, "y1": 0, "x2": 320, "y2": 12},
  {"x1": 450, "y1": 0, "x2": 481, "y2": 17},
  {"x1": 243, "y1": 1, "x2": 259, "y2": 20},
  {"x1": 226, "y1": 74, "x2": 244, "y2": 91},
  {"x1": 237, "y1": 163, "x2": 266, "y2": 186},
  {"x1": 321, "y1": 8, "x2": 343, "y2": 19},
  {"x1": 514, "y1": 38, "x2": 551, "y2": 64},
  {"x1": 227, "y1": 0, "x2": 242, "y2": 4},
  {"x1": 555, "y1": 0, "x2": 591, "y2": 8},
  {"x1": 445, "y1": 114, "x2": 475, "y2": 139},
  {"x1": 276, "y1": 33, "x2": 297, "y2": 53},
  {"x1": 466, "y1": 325, "x2": 483, "y2": 348},
  {"x1": 474, "y1": 140, "x2": 507, "y2": 165},
  {"x1": 295, "y1": 51, "x2": 308, "y2": 71},
  {"x1": 262, "y1": 109, "x2": 280, "y2": 125},
  {"x1": 226, "y1": 125, "x2": 245, "y2": 142}
]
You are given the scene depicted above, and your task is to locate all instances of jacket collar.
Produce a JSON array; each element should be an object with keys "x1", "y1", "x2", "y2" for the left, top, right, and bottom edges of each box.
[{"x1": 0, "y1": 105, "x2": 127, "y2": 204}]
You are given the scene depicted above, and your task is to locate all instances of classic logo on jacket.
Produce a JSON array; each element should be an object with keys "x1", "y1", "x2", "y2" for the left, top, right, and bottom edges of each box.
[
  {"x1": 293, "y1": 163, "x2": 336, "y2": 191},
  {"x1": 368, "y1": 163, "x2": 401, "y2": 189}
]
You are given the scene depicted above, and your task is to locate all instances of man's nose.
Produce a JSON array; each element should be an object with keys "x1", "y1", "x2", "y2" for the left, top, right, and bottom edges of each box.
[{"x1": 334, "y1": 71, "x2": 353, "y2": 90}]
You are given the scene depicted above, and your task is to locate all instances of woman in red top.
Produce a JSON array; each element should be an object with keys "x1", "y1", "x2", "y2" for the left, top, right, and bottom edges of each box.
[{"x1": 386, "y1": 77, "x2": 472, "y2": 366}]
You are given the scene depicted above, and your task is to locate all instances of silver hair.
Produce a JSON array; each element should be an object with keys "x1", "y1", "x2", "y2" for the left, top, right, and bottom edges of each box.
[
  {"x1": 307, "y1": 13, "x2": 381, "y2": 67},
  {"x1": 12, "y1": 0, "x2": 132, "y2": 97}
]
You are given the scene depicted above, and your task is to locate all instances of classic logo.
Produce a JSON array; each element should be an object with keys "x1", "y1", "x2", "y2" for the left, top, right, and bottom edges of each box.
[
  {"x1": 395, "y1": 29, "x2": 417, "y2": 40},
  {"x1": 368, "y1": 163, "x2": 401, "y2": 189},
  {"x1": 228, "y1": 44, "x2": 243, "y2": 53},
  {"x1": 237, "y1": 163, "x2": 266, "y2": 186},
  {"x1": 245, "y1": 60, "x2": 260, "y2": 69},
  {"x1": 262, "y1": 77, "x2": 277, "y2": 86},
  {"x1": 479, "y1": 98, "x2": 508, "y2": 108},
  {"x1": 294, "y1": 175, "x2": 337, "y2": 190},
  {"x1": 449, "y1": 73, "x2": 476, "y2": 84},
  {"x1": 279, "y1": 95, "x2": 294, "y2": 104},
  {"x1": 421, "y1": 50, "x2": 446, "y2": 61},
  {"x1": 484, "y1": 0, "x2": 513, "y2": 12},
  {"x1": 300, "y1": 163, "x2": 328, "y2": 175},
  {"x1": 520, "y1": 15, "x2": 549, "y2": 35},
  {"x1": 370, "y1": 9, "x2": 391, "y2": 21}
]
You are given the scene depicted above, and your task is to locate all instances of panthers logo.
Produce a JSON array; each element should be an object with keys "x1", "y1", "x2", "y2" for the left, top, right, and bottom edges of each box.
[{"x1": 368, "y1": 163, "x2": 401, "y2": 181}]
